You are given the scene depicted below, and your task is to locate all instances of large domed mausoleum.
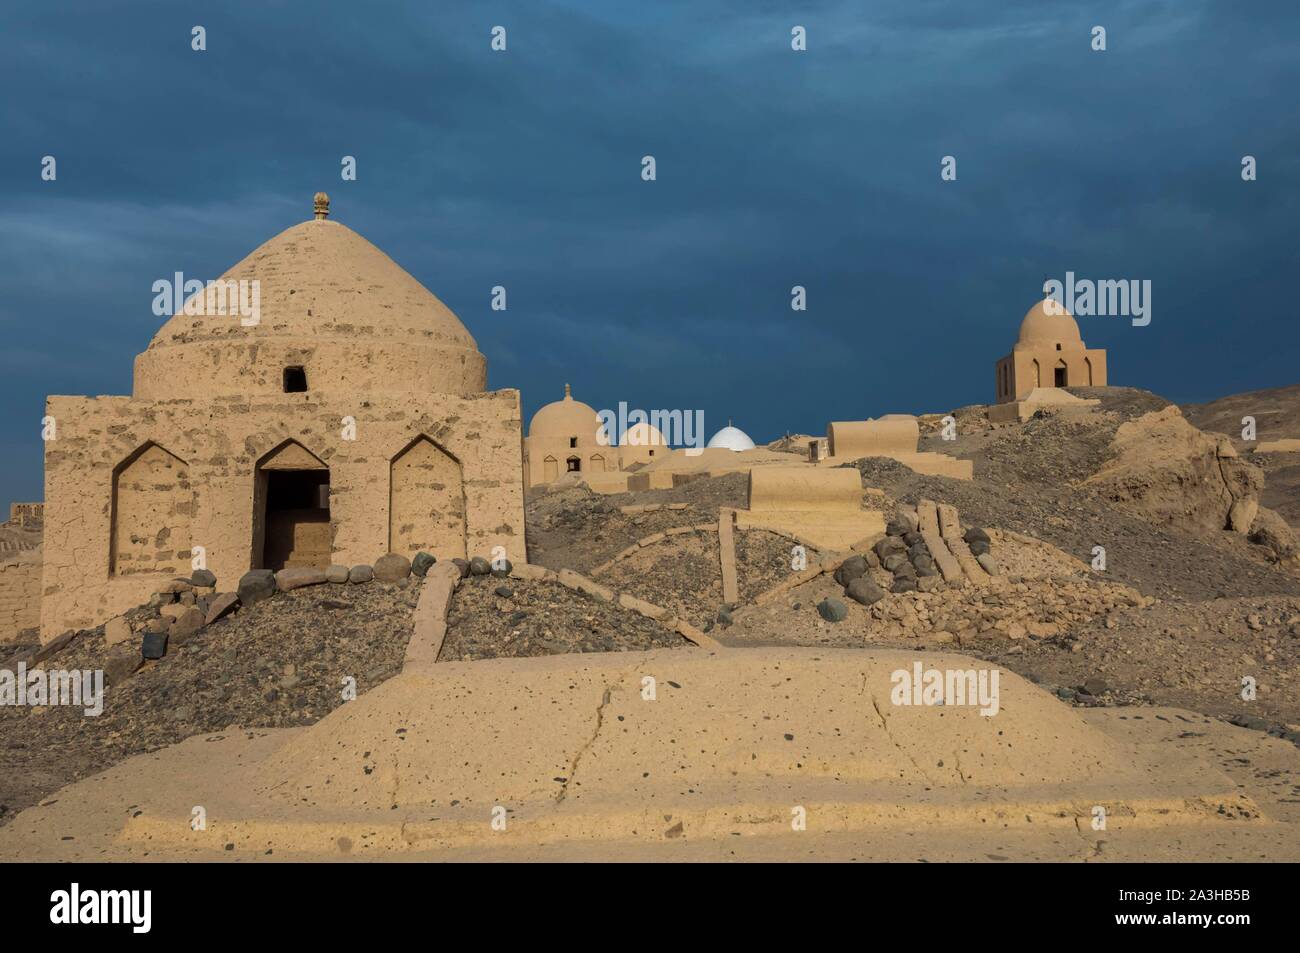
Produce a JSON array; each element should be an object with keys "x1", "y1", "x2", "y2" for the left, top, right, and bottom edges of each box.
[{"x1": 40, "y1": 195, "x2": 525, "y2": 638}]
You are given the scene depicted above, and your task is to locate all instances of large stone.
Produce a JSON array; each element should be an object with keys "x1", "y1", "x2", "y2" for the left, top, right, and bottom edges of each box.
[
  {"x1": 411, "y1": 552, "x2": 436, "y2": 577},
  {"x1": 882, "y1": 553, "x2": 908, "y2": 573},
  {"x1": 104, "y1": 615, "x2": 132, "y2": 647},
  {"x1": 237, "y1": 570, "x2": 277, "y2": 606},
  {"x1": 141, "y1": 632, "x2": 168, "y2": 660},
  {"x1": 885, "y1": 519, "x2": 910, "y2": 538},
  {"x1": 833, "y1": 555, "x2": 870, "y2": 587},
  {"x1": 325, "y1": 564, "x2": 350, "y2": 584},
  {"x1": 102, "y1": 646, "x2": 141, "y2": 686},
  {"x1": 168, "y1": 606, "x2": 205, "y2": 645},
  {"x1": 205, "y1": 592, "x2": 239, "y2": 625},
  {"x1": 490, "y1": 558, "x2": 513, "y2": 578},
  {"x1": 348, "y1": 564, "x2": 374, "y2": 584},
  {"x1": 894, "y1": 509, "x2": 920, "y2": 535},
  {"x1": 159, "y1": 603, "x2": 187, "y2": 621},
  {"x1": 874, "y1": 537, "x2": 906, "y2": 561},
  {"x1": 817, "y1": 597, "x2": 848, "y2": 622},
  {"x1": 276, "y1": 567, "x2": 328, "y2": 591},
  {"x1": 968, "y1": 539, "x2": 991, "y2": 557},
  {"x1": 469, "y1": 556, "x2": 492, "y2": 576},
  {"x1": 976, "y1": 553, "x2": 1000, "y2": 576},
  {"x1": 190, "y1": 569, "x2": 218, "y2": 588},
  {"x1": 373, "y1": 553, "x2": 412, "y2": 583},
  {"x1": 451, "y1": 558, "x2": 470, "y2": 579},
  {"x1": 845, "y1": 576, "x2": 885, "y2": 606},
  {"x1": 891, "y1": 577, "x2": 918, "y2": 594},
  {"x1": 963, "y1": 527, "x2": 991, "y2": 546}
]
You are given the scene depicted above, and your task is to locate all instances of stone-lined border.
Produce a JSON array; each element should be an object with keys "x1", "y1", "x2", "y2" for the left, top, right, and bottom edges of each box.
[
  {"x1": 405, "y1": 560, "x2": 724, "y2": 669},
  {"x1": 589, "y1": 525, "x2": 717, "y2": 577},
  {"x1": 745, "y1": 532, "x2": 882, "y2": 608},
  {"x1": 617, "y1": 503, "x2": 692, "y2": 515},
  {"x1": 719, "y1": 508, "x2": 739, "y2": 605},
  {"x1": 404, "y1": 562, "x2": 464, "y2": 668}
]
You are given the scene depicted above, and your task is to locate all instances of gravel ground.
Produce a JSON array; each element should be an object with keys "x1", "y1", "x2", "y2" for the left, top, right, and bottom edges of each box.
[
  {"x1": 594, "y1": 528, "x2": 821, "y2": 629},
  {"x1": 524, "y1": 473, "x2": 748, "y2": 573},
  {"x1": 0, "y1": 580, "x2": 417, "y2": 826},
  {"x1": 440, "y1": 574, "x2": 690, "y2": 660},
  {"x1": 852, "y1": 394, "x2": 1300, "y2": 603}
]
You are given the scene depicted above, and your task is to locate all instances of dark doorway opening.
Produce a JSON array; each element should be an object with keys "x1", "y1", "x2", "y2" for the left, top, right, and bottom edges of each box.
[
  {"x1": 566, "y1": 456, "x2": 581, "y2": 472},
  {"x1": 283, "y1": 366, "x2": 308, "y2": 392},
  {"x1": 261, "y1": 470, "x2": 330, "y2": 570},
  {"x1": 1054, "y1": 366, "x2": 1067, "y2": 387}
]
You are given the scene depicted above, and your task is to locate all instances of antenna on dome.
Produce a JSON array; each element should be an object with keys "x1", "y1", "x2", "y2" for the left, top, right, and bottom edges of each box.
[
  {"x1": 313, "y1": 192, "x2": 330, "y2": 220},
  {"x1": 564, "y1": 383, "x2": 571, "y2": 398}
]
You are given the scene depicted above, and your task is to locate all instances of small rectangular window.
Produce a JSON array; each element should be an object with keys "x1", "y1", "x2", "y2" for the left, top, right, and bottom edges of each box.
[
  {"x1": 284, "y1": 366, "x2": 307, "y2": 392},
  {"x1": 569, "y1": 437, "x2": 577, "y2": 448}
]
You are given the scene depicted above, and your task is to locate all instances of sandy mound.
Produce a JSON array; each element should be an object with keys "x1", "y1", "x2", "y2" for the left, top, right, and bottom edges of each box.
[
  {"x1": 1, "y1": 647, "x2": 1283, "y2": 862},
  {"x1": 1085, "y1": 405, "x2": 1263, "y2": 534}
]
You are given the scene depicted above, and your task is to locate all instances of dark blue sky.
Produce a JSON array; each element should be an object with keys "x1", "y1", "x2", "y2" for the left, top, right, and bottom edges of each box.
[{"x1": 2, "y1": 0, "x2": 1297, "y2": 509}]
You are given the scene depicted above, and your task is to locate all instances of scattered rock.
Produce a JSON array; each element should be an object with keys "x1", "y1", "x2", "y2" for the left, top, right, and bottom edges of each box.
[
  {"x1": 373, "y1": 554, "x2": 412, "y2": 583},
  {"x1": 891, "y1": 577, "x2": 918, "y2": 594},
  {"x1": 141, "y1": 632, "x2": 168, "y2": 660},
  {"x1": 411, "y1": 552, "x2": 436, "y2": 577},
  {"x1": 490, "y1": 558, "x2": 514, "y2": 578},
  {"x1": 976, "y1": 553, "x2": 1000, "y2": 576},
  {"x1": 237, "y1": 570, "x2": 276, "y2": 606},
  {"x1": 833, "y1": 555, "x2": 870, "y2": 587},
  {"x1": 205, "y1": 593, "x2": 239, "y2": 625},
  {"x1": 348, "y1": 564, "x2": 374, "y2": 584},
  {"x1": 494, "y1": 586, "x2": 514, "y2": 598},
  {"x1": 451, "y1": 558, "x2": 470, "y2": 579},
  {"x1": 103, "y1": 616, "x2": 132, "y2": 647},
  {"x1": 168, "y1": 606, "x2": 205, "y2": 645},
  {"x1": 276, "y1": 567, "x2": 328, "y2": 591},
  {"x1": 845, "y1": 576, "x2": 885, "y2": 606},
  {"x1": 469, "y1": 556, "x2": 492, "y2": 576},
  {"x1": 964, "y1": 527, "x2": 991, "y2": 546},
  {"x1": 325, "y1": 564, "x2": 350, "y2": 584},
  {"x1": 101, "y1": 646, "x2": 141, "y2": 686},
  {"x1": 817, "y1": 597, "x2": 848, "y2": 622},
  {"x1": 189, "y1": 569, "x2": 217, "y2": 588}
]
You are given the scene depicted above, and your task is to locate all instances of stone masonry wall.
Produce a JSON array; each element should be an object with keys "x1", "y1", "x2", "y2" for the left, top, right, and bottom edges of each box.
[
  {"x1": 0, "y1": 550, "x2": 42, "y2": 642},
  {"x1": 41, "y1": 389, "x2": 524, "y2": 639}
]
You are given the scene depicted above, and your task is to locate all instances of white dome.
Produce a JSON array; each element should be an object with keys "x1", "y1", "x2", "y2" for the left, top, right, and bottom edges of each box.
[{"x1": 707, "y1": 425, "x2": 755, "y2": 451}]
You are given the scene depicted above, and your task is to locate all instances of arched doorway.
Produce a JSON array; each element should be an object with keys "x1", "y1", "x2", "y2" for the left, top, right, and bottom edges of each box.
[
  {"x1": 253, "y1": 440, "x2": 331, "y2": 571},
  {"x1": 543, "y1": 455, "x2": 559, "y2": 482},
  {"x1": 1054, "y1": 359, "x2": 1068, "y2": 387},
  {"x1": 389, "y1": 435, "x2": 466, "y2": 560}
]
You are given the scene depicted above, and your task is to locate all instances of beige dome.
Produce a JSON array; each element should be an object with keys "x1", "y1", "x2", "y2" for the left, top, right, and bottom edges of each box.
[
  {"x1": 620, "y1": 421, "x2": 666, "y2": 448},
  {"x1": 1017, "y1": 299, "x2": 1083, "y2": 347},
  {"x1": 133, "y1": 198, "x2": 485, "y2": 399},
  {"x1": 528, "y1": 385, "x2": 605, "y2": 442}
]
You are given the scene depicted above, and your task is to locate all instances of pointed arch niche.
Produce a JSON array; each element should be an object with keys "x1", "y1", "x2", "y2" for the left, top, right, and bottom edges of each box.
[
  {"x1": 389, "y1": 435, "x2": 466, "y2": 560},
  {"x1": 110, "y1": 441, "x2": 192, "y2": 576}
]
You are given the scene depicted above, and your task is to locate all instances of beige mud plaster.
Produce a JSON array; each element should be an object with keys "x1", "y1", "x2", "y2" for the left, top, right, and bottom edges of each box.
[{"x1": 39, "y1": 196, "x2": 525, "y2": 640}]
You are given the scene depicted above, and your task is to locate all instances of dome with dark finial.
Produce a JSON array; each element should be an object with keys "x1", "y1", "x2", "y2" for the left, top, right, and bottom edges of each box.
[{"x1": 134, "y1": 195, "x2": 484, "y2": 399}]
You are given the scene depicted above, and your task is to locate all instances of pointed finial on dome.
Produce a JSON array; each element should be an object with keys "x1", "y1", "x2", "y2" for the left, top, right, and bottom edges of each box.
[
  {"x1": 313, "y1": 192, "x2": 330, "y2": 220},
  {"x1": 564, "y1": 383, "x2": 571, "y2": 399}
]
